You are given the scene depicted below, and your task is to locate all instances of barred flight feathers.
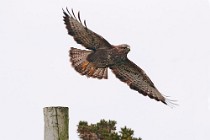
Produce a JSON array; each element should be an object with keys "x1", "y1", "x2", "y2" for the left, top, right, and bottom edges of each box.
[
  {"x1": 63, "y1": 8, "x2": 176, "y2": 106},
  {"x1": 63, "y1": 8, "x2": 112, "y2": 51}
]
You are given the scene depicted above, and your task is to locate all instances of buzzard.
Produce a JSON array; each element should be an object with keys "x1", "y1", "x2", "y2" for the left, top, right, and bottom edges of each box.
[{"x1": 63, "y1": 8, "x2": 175, "y2": 106}]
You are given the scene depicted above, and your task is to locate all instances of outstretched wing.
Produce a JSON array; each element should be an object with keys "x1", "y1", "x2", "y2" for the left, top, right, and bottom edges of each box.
[
  {"x1": 63, "y1": 8, "x2": 112, "y2": 50},
  {"x1": 110, "y1": 59, "x2": 174, "y2": 105}
]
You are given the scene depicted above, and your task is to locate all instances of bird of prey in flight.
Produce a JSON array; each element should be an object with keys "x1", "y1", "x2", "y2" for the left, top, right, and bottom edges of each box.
[{"x1": 63, "y1": 8, "x2": 175, "y2": 106}]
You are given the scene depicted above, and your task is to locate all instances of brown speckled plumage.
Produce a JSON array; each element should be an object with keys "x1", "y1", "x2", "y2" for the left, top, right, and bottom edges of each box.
[{"x1": 63, "y1": 8, "x2": 176, "y2": 106}]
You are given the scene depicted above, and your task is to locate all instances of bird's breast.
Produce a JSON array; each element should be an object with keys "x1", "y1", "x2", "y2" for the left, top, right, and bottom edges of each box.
[{"x1": 87, "y1": 49, "x2": 127, "y2": 68}]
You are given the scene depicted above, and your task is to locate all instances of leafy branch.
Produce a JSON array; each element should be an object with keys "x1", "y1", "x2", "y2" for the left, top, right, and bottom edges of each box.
[{"x1": 77, "y1": 119, "x2": 142, "y2": 140}]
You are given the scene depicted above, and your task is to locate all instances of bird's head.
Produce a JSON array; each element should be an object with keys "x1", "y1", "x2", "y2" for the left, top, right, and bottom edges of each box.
[{"x1": 115, "y1": 44, "x2": 130, "y2": 54}]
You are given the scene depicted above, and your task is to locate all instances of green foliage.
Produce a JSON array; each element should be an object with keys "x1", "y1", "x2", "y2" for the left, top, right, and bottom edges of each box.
[{"x1": 77, "y1": 119, "x2": 142, "y2": 140}]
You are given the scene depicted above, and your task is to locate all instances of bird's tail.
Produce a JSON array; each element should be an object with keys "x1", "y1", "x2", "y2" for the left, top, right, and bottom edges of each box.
[{"x1": 69, "y1": 47, "x2": 108, "y2": 79}]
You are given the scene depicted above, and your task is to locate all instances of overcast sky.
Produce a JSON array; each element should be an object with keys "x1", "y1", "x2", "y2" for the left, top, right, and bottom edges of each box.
[{"x1": 0, "y1": 0, "x2": 210, "y2": 140}]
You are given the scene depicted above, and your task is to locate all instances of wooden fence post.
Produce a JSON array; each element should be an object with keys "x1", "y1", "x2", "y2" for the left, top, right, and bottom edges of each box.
[{"x1": 43, "y1": 106, "x2": 69, "y2": 140}]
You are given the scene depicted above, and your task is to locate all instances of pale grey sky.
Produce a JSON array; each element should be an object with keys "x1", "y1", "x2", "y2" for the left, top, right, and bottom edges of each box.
[{"x1": 0, "y1": 0, "x2": 210, "y2": 140}]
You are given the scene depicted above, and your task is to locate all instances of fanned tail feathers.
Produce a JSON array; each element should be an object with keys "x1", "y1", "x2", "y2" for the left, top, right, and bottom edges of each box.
[{"x1": 69, "y1": 47, "x2": 108, "y2": 79}]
